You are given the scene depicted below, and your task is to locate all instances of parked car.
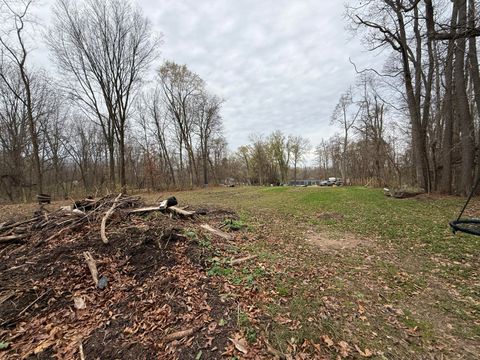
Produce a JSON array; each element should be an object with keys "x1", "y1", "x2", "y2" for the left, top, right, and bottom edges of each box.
[{"x1": 320, "y1": 179, "x2": 328, "y2": 186}]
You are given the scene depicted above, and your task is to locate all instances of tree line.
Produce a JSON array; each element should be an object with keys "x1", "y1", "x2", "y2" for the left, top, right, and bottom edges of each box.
[
  {"x1": 2, "y1": 0, "x2": 480, "y2": 201},
  {"x1": 328, "y1": 0, "x2": 480, "y2": 195},
  {"x1": 0, "y1": 0, "x2": 227, "y2": 201},
  {"x1": 230, "y1": 0, "x2": 480, "y2": 193},
  {"x1": 230, "y1": 131, "x2": 310, "y2": 186}
]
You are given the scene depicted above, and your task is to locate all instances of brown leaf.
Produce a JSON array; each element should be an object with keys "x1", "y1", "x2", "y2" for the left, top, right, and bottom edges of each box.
[
  {"x1": 358, "y1": 303, "x2": 365, "y2": 314},
  {"x1": 229, "y1": 337, "x2": 248, "y2": 354},
  {"x1": 73, "y1": 297, "x2": 86, "y2": 310},
  {"x1": 34, "y1": 339, "x2": 55, "y2": 354},
  {"x1": 337, "y1": 341, "x2": 350, "y2": 357},
  {"x1": 321, "y1": 335, "x2": 334, "y2": 347},
  {"x1": 205, "y1": 336, "x2": 214, "y2": 347},
  {"x1": 355, "y1": 344, "x2": 373, "y2": 357}
]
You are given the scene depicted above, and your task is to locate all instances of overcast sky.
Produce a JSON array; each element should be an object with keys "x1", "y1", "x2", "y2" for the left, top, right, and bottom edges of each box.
[{"x1": 33, "y1": 0, "x2": 385, "y2": 154}]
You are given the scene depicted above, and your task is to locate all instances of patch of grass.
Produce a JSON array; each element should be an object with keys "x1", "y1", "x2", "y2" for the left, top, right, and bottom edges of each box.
[
  {"x1": 207, "y1": 264, "x2": 233, "y2": 277},
  {"x1": 399, "y1": 310, "x2": 435, "y2": 340},
  {"x1": 223, "y1": 218, "x2": 245, "y2": 231},
  {"x1": 144, "y1": 186, "x2": 480, "y2": 358},
  {"x1": 276, "y1": 283, "x2": 290, "y2": 297},
  {"x1": 198, "y1": 237, "x2": 212, "y2": 249},
  {"x1": 184, "y1": 230, "x2": 197, "y2": 239}
]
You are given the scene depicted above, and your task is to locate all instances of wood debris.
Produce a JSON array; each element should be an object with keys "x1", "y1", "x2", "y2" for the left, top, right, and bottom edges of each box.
[{"x1": 0, "y1": 195, "x2": 262, "y2": 359}]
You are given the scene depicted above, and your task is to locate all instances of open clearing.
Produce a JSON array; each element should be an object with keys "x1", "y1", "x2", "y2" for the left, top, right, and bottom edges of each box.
[{"x1": 1, "y1": 186, "x2": 479, "y2": 359}]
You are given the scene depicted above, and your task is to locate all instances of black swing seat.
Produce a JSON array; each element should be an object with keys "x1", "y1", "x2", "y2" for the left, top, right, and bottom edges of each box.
[
  {"x1": 450, "y1": 176, "x2": 480, "y2": 236},
  {"x1": 449, "y1": 219, "x2": 480, "y2": 236}
]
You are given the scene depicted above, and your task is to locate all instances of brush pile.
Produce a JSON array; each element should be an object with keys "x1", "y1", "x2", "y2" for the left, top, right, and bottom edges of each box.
[
  {"x1": 0, "y1": 195, "x2": 143, "y2": 246},
  {"x1": 0, "y1": 194, "x2": 258, "y2": 359}
]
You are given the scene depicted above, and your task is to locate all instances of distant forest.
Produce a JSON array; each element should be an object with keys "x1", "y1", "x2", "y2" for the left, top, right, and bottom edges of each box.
[{"x1": 1, "y1": 0, "x2": 480, "y2": 201}]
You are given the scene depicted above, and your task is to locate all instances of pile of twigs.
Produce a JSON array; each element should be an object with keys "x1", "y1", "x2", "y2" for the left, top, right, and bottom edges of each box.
[{"x1": 0, "y1": 194, "x2": 142, "y2": 245}]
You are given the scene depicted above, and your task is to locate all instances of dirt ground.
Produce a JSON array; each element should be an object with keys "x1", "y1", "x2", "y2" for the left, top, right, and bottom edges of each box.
[
  {"x1": 1, "y1": 187, "x2": 480, "y2": 359},
  {"x1": 0, "y1": 196, "x2": 271, "y2": 359}
]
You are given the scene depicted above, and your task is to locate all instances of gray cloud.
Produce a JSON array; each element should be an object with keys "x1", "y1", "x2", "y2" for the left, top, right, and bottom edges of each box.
[
  {"x1": 30, "y1": 0, "x2": 385, "y2": 154},
  {"x1": 139, "y1": 0, "x2": 385, "y2": 151}
]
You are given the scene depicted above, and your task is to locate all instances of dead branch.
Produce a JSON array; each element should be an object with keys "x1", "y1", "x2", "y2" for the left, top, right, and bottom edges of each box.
[
  {"x1": 164, "y1": 327, "x2": 196, "y2": 342},
  {"x1": 0, "y1": 217, "x2": 40, "y2": 232},
  {"x1": 128, "y1": 206, "x2": 160, "y2": 214},
  {"x1": 200, "y1": 224, "x2": 232, "y2": 240},
  {"x1": 167, "y1": 206, "x2": 195, "y2": 217},
  {"x1": 78, "y1": 342, "x2": 85, "y2": 360},
  {"x1": 100, "y1": 193, "x2": 122, "y2": 244},
  {"x1": 0, "y1": 234, "x2": 28, "y2": 243},
  {"x1": 83, "y1": 251, "x2": 99, "y2": 286},
  {"x1": 230, "y1": 255, "x2": 258, "y2": 266},
  {"x1": 17, "y1": 290, "x2": 50, "y2": 317},
  {"x1": 0, "y1": 291, "x2": 15, "y2": 305}
]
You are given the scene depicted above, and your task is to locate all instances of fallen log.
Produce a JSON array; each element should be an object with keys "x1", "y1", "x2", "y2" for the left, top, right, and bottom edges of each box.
[
  {"x1": 100, "y1": 193, "x2": 122, "y2": 244},
  {"x1": 167, "y1": 206, "x2": 195, "y2": 217},
  {"x1": 200, "y1": 224, "x2": 232, "y2": 241},
  {"x1": 83, "y1": 251, "x2": 99, "y2": 287}
]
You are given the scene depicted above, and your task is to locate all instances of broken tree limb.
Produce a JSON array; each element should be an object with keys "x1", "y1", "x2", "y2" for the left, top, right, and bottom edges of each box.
[
  {"x1": 128, "y1": 197, "x2": 178, "y2": 214},
  {"x1": 83, "y1": 251, "x2": 99, "y2": 287},
  {"x1": 163, "y1": 327, "x2": 197, "y2": 342},
  {"x1": 0, "y1": 217, "x2": 40, "y2": 232},
  {"x1": 167, "y1": 206, "x2": 195, "y2": 217},
  {"x1": 128, "y1": 206, "x2": 160, "y2": 214},
  {"x1": 230, "y1": 255, "x2": 258, "y2": 266},
  {"x1": 78, "y1": 342, "x2": 85, "y2": 360},
  {"x1": 200, "y1": 224, "x2": 232, "y2": 241},
  {"x1": 0, "y1": 234, "x2": 28, "y2": 243},
  {"x1": 100, "y1": 193, "x2": 122, "y2": 244}
]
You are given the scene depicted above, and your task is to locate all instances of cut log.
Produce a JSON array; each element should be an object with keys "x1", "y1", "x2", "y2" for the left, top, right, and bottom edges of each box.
[
  {"x1": 230, "y1": 255, "x2": 258, "y2": 265},
  {"x1": 167, "y1": 206, "x2": 195, "y2": 217},
  {"x1": 100, "y1": 193, "x2": 122, "y2": 244},
  {"x1": 200, "y1": 224, "x2": 232, "y2": 241},
  {"x1": 83, "y1": 251, "x2": 99, "y2": 286}
]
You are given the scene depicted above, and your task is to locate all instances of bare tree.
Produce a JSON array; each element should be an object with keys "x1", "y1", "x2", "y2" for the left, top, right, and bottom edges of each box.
[
  {"x1": 289, "y1": 135, "x2": 310, "y2": 183},
  {"x1": 49, "y1": 0, "x2": 160, "y2": 191},
  {"x1": 0, "y1": 0, "x2": 43, "y2": 194},
  {"x1": 195, "y1": 93, "x2": 223, "y2": 186},
  {"x1": 158, "y1": 61, "x2": 203, "y2": 187},
  {"x1": 331, "y1": 88, "x2": 360, "y2": 181}
]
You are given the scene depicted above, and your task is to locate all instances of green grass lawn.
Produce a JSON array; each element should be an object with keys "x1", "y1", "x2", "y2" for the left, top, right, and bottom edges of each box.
[{"x1": 149, "y1": 186, "x2": 480, "y2": 358}]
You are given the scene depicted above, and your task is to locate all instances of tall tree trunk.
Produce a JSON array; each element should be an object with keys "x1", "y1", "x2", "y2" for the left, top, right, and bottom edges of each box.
[
  {"x1": 108, "y1": 139, "x2": 115, "y2": 188},
  {"x1": 119, "y1": 135, "x2": 126, "y2": 193},
  {"x1": 439, "y1": 2, "x2": 458, "y2": 194},
  {"x1": 454, "y1": 0, "x2": 475, "y2": 195},
  {"x1": 397, "y1": 9, "x2": 429, "y2": 191},
  {"x1": 468, "y1": 0, "x2": 480, "y2": 182}
]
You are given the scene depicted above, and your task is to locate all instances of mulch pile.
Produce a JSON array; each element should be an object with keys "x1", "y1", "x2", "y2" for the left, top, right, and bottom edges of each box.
[{"x1": 0, "y1": 194, "x2": 263, "y2": 359}]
